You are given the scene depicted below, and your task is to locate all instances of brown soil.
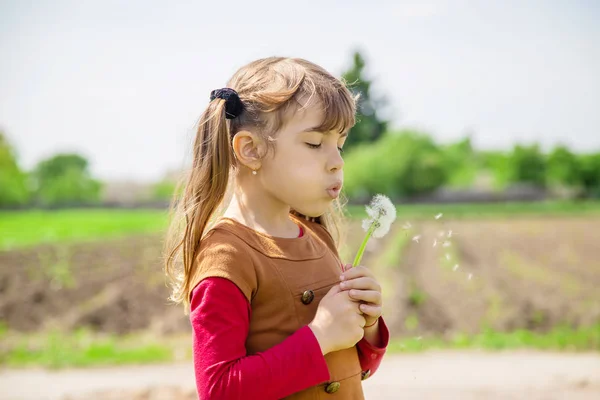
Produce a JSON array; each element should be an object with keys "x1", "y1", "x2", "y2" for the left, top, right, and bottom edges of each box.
[
  {"x1": 0, "y1": 235, "x2": 189, "y2": 335},
  {"x1": 381, "y1": 217, "x2": 600, "y2": 337}
]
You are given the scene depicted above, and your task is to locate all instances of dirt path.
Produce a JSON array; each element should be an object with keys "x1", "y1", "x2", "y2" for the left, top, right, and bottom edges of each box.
[{"x1": 1, "y1": 351, "x2": 599, "y2": 400}]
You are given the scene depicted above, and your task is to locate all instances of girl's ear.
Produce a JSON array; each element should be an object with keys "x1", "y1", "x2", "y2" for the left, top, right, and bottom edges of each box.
[{"x1": 232, "y1": 130, "x2": 263, "y2": 170}]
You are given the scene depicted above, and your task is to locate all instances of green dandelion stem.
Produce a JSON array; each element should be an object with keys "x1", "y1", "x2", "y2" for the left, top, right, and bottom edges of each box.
[{"x1": 352, "y1": 221, "x2": 377, "y2": 268}]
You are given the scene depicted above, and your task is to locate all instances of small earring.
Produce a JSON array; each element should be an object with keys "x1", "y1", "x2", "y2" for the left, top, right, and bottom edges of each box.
[{"x1": 252, "y1": 170, "x2": 257, "y2": 175}]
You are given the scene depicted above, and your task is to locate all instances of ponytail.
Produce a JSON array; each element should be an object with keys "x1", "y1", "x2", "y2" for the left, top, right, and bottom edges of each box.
[{"x1": 164, "y1": 98, "x2": 233, "y2": 309}]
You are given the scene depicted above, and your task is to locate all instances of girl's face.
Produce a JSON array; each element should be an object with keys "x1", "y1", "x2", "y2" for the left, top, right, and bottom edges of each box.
[{"x1": 259, "y1": 105, "x2": 347, "y2": 217}]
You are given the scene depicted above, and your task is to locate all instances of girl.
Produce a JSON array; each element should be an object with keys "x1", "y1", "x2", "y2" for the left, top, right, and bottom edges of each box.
[{"x1": 165, "y1": 57, "x2": 389, "y2": 399}]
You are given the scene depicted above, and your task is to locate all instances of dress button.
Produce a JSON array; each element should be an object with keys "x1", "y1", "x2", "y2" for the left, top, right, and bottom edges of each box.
[
  {"x1": 361, "y1": 369, "x2": 371, "y2": 380},
  {"x1": 324, "y1": 381, "x2": 340, "y2": 394},
  {"x1": 301, "y1": 290, "x2": 314, "y2": 304}
]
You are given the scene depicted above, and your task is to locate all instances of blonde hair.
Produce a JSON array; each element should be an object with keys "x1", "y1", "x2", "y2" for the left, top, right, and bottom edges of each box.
[{"x1": 164, "y1": 57, "x2": 357, "y2": 309}]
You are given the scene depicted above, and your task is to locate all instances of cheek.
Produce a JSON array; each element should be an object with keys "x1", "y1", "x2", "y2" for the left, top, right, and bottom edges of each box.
[
  {"x1": 280, "y1": 163, "x2": 317, "y2": 189},
  {"x1": 272, "y1": 147, "x2": 317, "y2": 178},
  {"x1": 263, "y1": 154, "x2": 320, "y2": 194}
]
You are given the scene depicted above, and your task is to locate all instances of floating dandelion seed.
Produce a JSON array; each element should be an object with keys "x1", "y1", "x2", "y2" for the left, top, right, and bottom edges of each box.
[
  {"x1": 352, "y1": 194, "x2": 397, "y2": 267},
  {"x1": 443, "y1": 241, "x2": 451, "y2": 248},
  {"x1": 438, "y1": 230, "x2": 445, "y2": 237},
  {"x1": 412, "y1": 235, "x2": 421, "y2": 243},
  {"x1": 447, "y1": 230, "x2": 453, "y2": 238},
  {"x1": 453, "y1": 264, "x2": 459, "y2": 271},
  {"x1": 402, "y1": 222, "x2": 412, "y2": 237},
  {"x1": 435, "y1": 213, "x2": 443, "y2": 220},
  {"x1": 433, "y1": 239, "x2": 438, "y2": 247},
  {"x1": 445, "y1": 253, "x2": 451, "y2": 261},
  {"x1": 468, "y1": 273, "x2": 473, "y2": 280},
  {"x1": 416, "y1": 336, "x2": 423, "y2": 341}
]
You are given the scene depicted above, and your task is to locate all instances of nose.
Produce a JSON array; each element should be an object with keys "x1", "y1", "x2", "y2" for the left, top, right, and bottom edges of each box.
[{"x1": 328, "y1": 147, "x2": 344, "y2": 172}]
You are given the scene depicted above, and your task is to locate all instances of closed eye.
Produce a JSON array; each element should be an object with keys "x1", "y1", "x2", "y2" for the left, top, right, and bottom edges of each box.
[{"x1": 306, "y1": 143, "x2": 344, "y2": 154}]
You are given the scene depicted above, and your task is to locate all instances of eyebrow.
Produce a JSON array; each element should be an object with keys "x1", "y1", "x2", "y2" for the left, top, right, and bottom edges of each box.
[{"x1": 301, "y1": 127, "x2": 348, "y2": 138}]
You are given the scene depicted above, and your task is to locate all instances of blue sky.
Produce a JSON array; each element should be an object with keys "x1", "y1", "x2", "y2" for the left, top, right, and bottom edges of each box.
[{"x1": 1, "y1": 0, "x2": 599, "y2": 182}]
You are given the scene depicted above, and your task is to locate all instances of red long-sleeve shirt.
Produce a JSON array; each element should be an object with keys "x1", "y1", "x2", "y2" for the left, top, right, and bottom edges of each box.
[{"x1": 190, "y1": 276, "x2": 389, "y2": 399}]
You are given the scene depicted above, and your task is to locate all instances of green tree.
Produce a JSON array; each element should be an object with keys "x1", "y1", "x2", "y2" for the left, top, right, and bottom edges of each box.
[
  {"x1": 480, "y1": 150, "x2": 512, "y2": 189},
  {"x1": 152, "y1": 180, "x2": 177, "y2": 201},
  {"x1": 0, "y1": 132, "x2": 30, "y2": 207},
  {"x1": 32, "y1": 153, "x2": 102, "y2": 206},
  {"x1": 579, "y1": 153, "x2": 600, "y2": 198},
  {"x1": 507, "y1": 144, "x2": 547, "y2": 187},
  {"x1": 344, "y1": 130, "x2": 448, "y2": 201},
  {"x1": 546, "y1": 145, "x2": 581, "y2": 187},
  {"x1": 341, "y1": 51, "x2": 388, "y2": 150},
  {"x1": 442, "y1": 136, "x2": 478, "y2": 188}
]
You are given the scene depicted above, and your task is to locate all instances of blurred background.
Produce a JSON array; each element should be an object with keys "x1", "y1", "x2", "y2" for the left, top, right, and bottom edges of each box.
[{"x1": 1, "y1": 0, "x2": 599, "y2": 399}]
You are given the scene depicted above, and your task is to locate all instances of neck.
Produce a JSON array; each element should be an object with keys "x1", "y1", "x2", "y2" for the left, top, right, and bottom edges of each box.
[{"x1": 222, "y1": 176, "x2": 299, "y2": 238}]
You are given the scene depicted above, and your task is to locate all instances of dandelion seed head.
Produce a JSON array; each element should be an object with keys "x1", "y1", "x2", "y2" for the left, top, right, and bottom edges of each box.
[
  {"x1": 362, "y1": 218, "x2": 381, "y2": 232},
  {"x1": 363, "y1": 194, "x2": 397, "y2": 238}
]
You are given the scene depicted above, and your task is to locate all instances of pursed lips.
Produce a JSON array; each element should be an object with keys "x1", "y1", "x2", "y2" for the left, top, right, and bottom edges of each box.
[
  {"x1": 327, "y1": 181, "x2": 342, "y2": 191},
  {"x1": 326, "y1": 181, "x2": 342, "y2": 198}
]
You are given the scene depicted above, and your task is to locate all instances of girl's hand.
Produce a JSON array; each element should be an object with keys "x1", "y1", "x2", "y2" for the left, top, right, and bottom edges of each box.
[{"x1": 339, "y1": 264, "x2": 382, "y2": 328}]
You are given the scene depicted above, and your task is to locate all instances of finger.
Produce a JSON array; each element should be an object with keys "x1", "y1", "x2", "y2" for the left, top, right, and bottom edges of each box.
[
  {"x1": 341, "y1": 265, "x2": 373, "y2": 281},
  {"x1": 348, "y1": 289, "x2": 382, "y2": 305},
  {"x1": 340, "y1": 277, "x2": 381, "y2": 292},
  {"x1": 358, "y1": 303, "x2": 382, "y2": 318}
]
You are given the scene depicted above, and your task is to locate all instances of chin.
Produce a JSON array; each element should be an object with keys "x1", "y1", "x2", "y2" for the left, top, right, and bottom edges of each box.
[{"x1": 292, "y1": 204, "x2": 328, "y2": 219}]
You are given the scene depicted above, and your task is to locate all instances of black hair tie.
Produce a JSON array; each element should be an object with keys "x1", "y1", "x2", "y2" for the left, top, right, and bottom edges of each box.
[{"x1": 210, "y1": 88, "x2": 244, "y2": 119}]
